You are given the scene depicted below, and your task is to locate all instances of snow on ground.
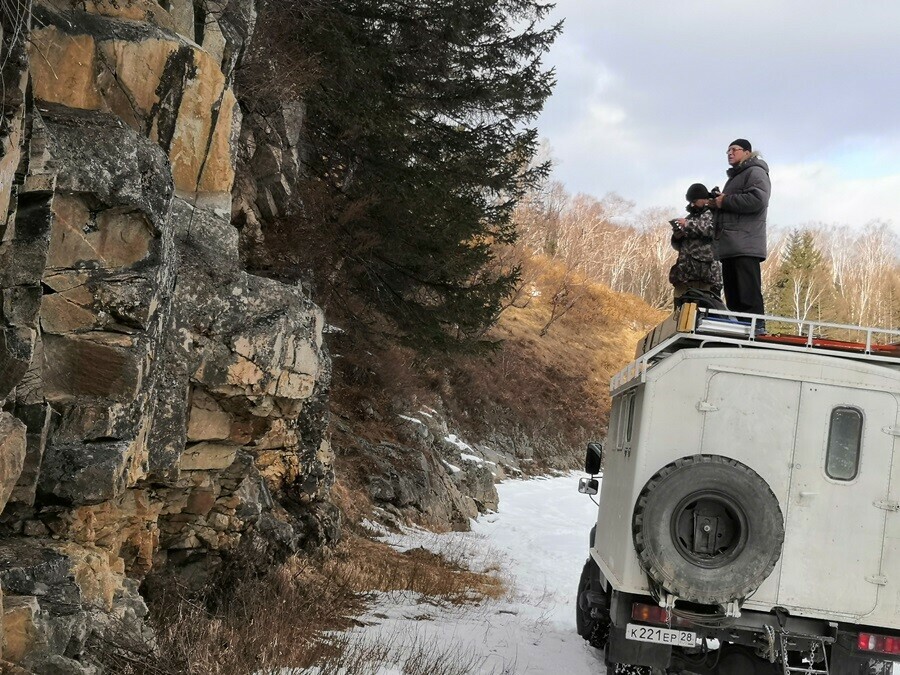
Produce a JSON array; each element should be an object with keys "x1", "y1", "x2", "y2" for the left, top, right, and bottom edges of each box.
[
  {"x1": 442, "y1": 460, "x2": 462, "y2": 474},
  {"x1": 304, "y1": 474, "x2": 608, "y2": 674},
  {"x1": 397, "y1": 414, "x2": 426, "y2": 426},
  {"x1": 444, "y1": 434, "x2": 474, "y2": 452},
  {"x1": 460, "y1": 453, "x2": 495, "y2": 467}
]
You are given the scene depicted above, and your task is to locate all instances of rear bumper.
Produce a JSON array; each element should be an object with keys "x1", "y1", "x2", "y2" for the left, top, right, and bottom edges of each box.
[{"x1": 608, "y1": 591, "x2": 900, "y2": 672}]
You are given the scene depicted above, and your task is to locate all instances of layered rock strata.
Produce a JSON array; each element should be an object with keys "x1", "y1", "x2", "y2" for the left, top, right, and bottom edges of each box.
[{"x1": 0, "y1": 1, "x2": 335, "y2": 671}]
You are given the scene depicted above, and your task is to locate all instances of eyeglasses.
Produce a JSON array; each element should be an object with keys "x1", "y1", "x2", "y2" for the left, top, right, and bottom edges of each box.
[{"x1": 727, "y1": 146, "x2": 746, "y2": 153}]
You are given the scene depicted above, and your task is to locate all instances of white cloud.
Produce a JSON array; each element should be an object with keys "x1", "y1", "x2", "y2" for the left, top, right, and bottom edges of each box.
[
  {"x1": 647, "y1": 162, "x2": 900, "y2": 230},
  {"x1": 772, "y1": 164, "x2": 900, "y2": 228},
  {"x1": 587, "y1": 102, "x2": 626, "y2": 127},
  {"x1": 535, "y1": 0, "x2": 900, "y2": 231}
]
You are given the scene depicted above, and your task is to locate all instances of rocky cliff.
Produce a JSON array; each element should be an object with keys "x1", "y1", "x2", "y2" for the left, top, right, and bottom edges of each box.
[{"x1": 0, "y1": 1, "x2": 337, "y2": 671}]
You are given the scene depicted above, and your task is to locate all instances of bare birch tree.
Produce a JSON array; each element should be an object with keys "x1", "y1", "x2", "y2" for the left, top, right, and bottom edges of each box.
[{"x1": 511, "y1": 179, "x2": 900, "y2": 329}]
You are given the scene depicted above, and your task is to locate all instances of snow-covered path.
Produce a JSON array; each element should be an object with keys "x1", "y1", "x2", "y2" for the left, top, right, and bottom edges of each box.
[{"x1": 348, "y1": 474, "x2": 608, "y2": 674}]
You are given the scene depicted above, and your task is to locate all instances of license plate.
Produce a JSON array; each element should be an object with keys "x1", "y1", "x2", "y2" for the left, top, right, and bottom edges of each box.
[{"x1": 625, "y1": 623, "x2": 696, "y2": 647}]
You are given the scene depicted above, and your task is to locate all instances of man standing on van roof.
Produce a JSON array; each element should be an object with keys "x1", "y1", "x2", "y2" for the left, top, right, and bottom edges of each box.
[{"x1": 706, "y1": 139, "x2": 770, "y2": 318}]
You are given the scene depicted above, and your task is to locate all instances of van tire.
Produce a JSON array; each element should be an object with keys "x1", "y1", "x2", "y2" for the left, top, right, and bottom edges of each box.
[
  {"x1": 576, "y1": 558, "x2": 595, "y2": 638},
  {"x1": 577, "y1": 558, "x2": 610, "y2": 648},
  {"x1": 633, "y1": 454, "x2": 784, "y2": 605}
]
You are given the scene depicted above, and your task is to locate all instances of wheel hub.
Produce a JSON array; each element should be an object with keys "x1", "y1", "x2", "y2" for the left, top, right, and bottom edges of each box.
[{"x1": 672, "y1": 491, "x2": 748, "y2": 568}]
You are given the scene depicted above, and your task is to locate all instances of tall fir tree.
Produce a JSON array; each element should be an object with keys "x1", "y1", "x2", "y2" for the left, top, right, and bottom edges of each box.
[
  {"x1": 244, "y1": 0, "x2": 561, "y2": 349},
  {"x1": 769, "y1": 230, "x2": 830, "y2": 330}
]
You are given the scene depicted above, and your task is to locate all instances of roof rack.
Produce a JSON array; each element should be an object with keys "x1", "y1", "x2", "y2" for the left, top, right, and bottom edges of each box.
[{"x1": 610, "y1": 304, "x2": 900, "y2": 393}]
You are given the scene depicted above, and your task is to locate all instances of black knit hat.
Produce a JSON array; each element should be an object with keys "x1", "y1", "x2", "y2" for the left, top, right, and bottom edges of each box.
[
  {"x1": 729, "y1": 138, "x2": 752, "y2": 151},
  {"x1": 685, "y1": 183, "x2": 711, "y2": 202}
]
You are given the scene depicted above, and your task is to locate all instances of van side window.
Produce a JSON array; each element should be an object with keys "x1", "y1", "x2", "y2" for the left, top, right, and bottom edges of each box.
[
  {"x1": 608, "y1": 397, "x2": 621, "y2": 450},
  {"x1": 625, "y1": 393, "x2": 637, "y2": 445},
  {"x1": 615, "y1": 395, "x2": 627, "y2": 450},
  {"x1": 825, "y1": 407, "x2": 863, "y2": 481}
]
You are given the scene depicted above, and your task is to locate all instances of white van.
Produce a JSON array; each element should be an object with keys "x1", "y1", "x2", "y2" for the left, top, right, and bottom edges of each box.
[{"x1": 577, "y1": 305, "x2": 900, "y2": 675}]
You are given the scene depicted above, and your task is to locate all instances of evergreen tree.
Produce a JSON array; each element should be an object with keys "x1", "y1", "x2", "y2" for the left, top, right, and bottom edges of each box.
[
  {"x1": 247, "y1": 0, "x2": 561, "y2": 349},
  {"x1": 769, "y1": 229, "x2": 830, "y2": 330}
]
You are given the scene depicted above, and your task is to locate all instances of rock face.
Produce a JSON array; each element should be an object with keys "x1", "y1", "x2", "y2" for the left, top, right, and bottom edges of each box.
[
  {"x1": 334, "y1": 407, "x2": 501, "y2": 532},
  {"x1": 0, "y1": 1, "x2": 335, "y2": 671},
  {"x1": 0, "y1": 1, "x2": 505, "y2": 671}
]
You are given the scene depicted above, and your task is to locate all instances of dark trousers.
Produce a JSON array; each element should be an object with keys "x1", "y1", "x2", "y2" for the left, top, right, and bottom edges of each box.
[{"x1": 721, "y1": 256, "x2": 764, "y2": 316}]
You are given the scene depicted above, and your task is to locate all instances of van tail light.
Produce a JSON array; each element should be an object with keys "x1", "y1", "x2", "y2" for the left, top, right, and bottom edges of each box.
[
  {"x1": 857, "y1": 632, "x2": 900, "y2": 656},
  {"x1": 631, "y1": 602, "x2": 692, "y2": 628}
]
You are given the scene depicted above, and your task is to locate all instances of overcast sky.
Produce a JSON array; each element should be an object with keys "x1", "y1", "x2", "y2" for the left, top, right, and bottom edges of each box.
[{"x1": 535, "y1": 0, "x2": 900, "y2": 230}]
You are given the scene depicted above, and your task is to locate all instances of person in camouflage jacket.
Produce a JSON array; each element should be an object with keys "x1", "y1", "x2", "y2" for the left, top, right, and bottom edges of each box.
[{"x1": 668, "y1": 183, "x2": 723, "y2": 303}]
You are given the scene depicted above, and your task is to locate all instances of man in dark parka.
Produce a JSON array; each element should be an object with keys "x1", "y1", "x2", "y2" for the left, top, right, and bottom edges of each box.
[{"x1": 707, "y1": 138, "x2": 770, "y2": 317}]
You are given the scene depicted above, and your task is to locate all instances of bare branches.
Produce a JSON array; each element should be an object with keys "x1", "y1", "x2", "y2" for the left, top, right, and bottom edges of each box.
[
  {"x1": 766, "y1": 222, "x2": 900, "y2": 333},
  {"x1": 512, "y1": 183, "x2": 676, "y2": 314},
  {"x1": 513, "y1": 179, "x2": 900, "y2": 328}
]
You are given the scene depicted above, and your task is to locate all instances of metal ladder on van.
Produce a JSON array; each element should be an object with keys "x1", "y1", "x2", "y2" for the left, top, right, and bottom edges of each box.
[{"x1": 780, "y1": 632, "x2": 830, "y2": 675}]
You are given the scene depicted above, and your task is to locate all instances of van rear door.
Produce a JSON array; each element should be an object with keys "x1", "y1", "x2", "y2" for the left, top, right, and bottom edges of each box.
[{"x1": 777, "y1": 383, "x2": 897, "y2": 616}]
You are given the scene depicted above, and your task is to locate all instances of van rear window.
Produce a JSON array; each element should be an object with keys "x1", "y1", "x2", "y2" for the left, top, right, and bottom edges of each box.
[{"x1": 825, "y1": 407, "x2": 863, "y2": 481}]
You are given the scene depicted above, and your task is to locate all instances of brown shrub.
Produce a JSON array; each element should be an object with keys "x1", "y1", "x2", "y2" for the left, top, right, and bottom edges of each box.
[
  {"x1": 94, "y1": 534, "x2": 503, "y2": 674},
  {"x1": 234, "y1": 0, "x2": 322, "y2": 110}
]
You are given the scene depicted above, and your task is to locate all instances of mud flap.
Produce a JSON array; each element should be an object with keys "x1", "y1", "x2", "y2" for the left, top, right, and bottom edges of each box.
[{"x1": 607, "y1": 626, "x2": 671, "y2": 670}]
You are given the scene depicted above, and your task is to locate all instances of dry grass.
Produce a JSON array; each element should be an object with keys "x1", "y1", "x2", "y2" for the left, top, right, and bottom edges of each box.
[
  {"x1": 320, "y1": 535, "x2": 504, "y2": 603},
  {"x1": 433, "y1": 257, "x2": 665, "y2": 468},
  {"x1": 95, "y1": 533, "x2": 503, "y2": 675},
  {"x1": 328, "y1": 255, "x2": 664, "y2": 473},
  {"x1": 295, "y1": 631, "x2": 515, "y2": 675},
  {"x1": 329, "y1": 479, "x2": 376, "y2": 527}
]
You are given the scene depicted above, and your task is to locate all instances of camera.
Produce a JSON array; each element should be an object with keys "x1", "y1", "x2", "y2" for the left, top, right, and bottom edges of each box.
[{"x1": 669, "y1": 218, "x2": 682, "y2": 230}]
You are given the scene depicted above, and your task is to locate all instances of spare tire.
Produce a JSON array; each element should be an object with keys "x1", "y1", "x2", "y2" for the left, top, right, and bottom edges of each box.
[{"x1": 633, "y1": 454, "x2": 784, "y2": 605}]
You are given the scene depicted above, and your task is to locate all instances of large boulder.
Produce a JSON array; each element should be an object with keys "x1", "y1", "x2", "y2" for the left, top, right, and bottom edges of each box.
[{"x1": 0, "y1": 538, "x2": 148, "y2": 674}]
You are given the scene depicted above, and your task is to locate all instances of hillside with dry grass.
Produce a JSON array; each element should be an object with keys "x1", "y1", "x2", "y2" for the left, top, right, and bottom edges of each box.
[
  {"x1": 446, "y1": 259, "x2": 665, "y2": 465},
  {"x1": 328, "y1": 255, "x2": 665, "y2": 500}
]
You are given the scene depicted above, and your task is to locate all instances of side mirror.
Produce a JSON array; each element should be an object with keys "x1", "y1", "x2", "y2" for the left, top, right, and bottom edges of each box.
[
  {"x1": 585, "y1": 441, "x2": 603, "y2": 475},
  {"x1": 578, "y1": 477, "x2": 599, "y2": 495}
]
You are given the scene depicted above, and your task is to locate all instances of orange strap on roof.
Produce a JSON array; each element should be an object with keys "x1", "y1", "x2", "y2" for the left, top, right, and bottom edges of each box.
[{"x1": 755, "y1": 333, "x2": 900, "y2": 355}]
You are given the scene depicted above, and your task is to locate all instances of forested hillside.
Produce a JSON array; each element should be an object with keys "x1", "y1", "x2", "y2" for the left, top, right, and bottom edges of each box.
[{"x1": 516, "y1": 180, "x2": 900, "y2": 327}]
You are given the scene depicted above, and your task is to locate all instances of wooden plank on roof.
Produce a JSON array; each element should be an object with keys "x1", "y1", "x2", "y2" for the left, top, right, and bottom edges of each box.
[{"x1": 635, "y1": 303, "x2": 697, "y2": 358}]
